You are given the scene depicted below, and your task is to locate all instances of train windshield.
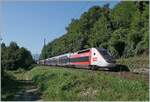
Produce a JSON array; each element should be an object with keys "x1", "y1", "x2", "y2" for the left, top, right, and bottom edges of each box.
[{"x1": 97, "y1": 48, "x2": 112, "y2": 59}]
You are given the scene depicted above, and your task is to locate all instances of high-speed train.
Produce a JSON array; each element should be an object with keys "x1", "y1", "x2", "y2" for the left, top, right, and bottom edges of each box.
[{"x1": 38, "y1": 48, "x2": 116, "y2": 69}]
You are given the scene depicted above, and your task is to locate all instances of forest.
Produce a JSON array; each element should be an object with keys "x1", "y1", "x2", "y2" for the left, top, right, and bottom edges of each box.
[
  {"x1": 1, "y1": 41, "x2": 34, "y2": 71},
  {"x1": 40, "y1": 1, "x2": 149, "y2": 59}
]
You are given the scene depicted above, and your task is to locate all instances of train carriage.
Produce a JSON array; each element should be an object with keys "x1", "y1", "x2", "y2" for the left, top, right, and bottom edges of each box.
[
  {"x1": 57, "y1": 53, "x2": 70, "y2": 66},
  {"x1": 69, "y1": 49, "x2": 91, "y2": 68}
]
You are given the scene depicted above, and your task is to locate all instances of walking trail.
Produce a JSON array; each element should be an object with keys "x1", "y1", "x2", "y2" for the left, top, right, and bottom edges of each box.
[{"x1": 13, "y1": 71, "x2": 42, "y2": 101}]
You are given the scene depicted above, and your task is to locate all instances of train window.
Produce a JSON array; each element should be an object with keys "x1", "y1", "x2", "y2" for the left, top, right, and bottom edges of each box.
[
  {"x1": 70, "y1": 56, "x2": 89, "y2": 62},
  {"x1": 97, "y1": 48, "x2": 112, "y2": 57},
  {"x1": 102, "y1": 51, "x2": 111, "y2": 58},
  {"x1": 97, "y1": 48, "x2": 115, "y2": 63},
  {"x1": 100, "y1": 51, "x2": 109, "y2": 56}
]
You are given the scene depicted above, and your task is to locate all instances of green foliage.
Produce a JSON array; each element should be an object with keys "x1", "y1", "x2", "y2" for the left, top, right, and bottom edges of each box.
[
  {"x1": 1, "y1": 71, "x2": 19, "y2": 101},
  {"x1": 88, "y1": 14, "x2": 112, "y2": 48},
  {"x1": 108, "y1": 28, "x2": 128, "y2": 57},
  {"x1": 1, "y1": 41, "x2": 34, "y2": 70},
  {"x1": 9, "y1": 41, "x2": 19, "y2": 50},
  {"x1": 40, "y1": 1, "x2": 149, "y2": 59},
  {"x1": 117, "y1": 55, "x2": 149, "y2": 71},
  {"x1": 31, "y1": 66, "x2": 149, "y2": 101},
  {"x1": 111, "y1": 1, "x2": 137, "y2": 29}
]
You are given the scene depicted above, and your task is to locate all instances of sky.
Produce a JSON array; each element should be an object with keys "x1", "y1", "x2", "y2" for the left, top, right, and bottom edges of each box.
[{"x1": 1, "y1": 0, "x2": 120, "y2": 54}]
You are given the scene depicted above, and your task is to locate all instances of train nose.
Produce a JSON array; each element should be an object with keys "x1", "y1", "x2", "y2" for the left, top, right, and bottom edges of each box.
[
  {"x1": 106, "y1": 59, "x2": 116, "y2": 63},
  {"x1": 107, "y1": 63, "x2": 116, "y2": 68}
]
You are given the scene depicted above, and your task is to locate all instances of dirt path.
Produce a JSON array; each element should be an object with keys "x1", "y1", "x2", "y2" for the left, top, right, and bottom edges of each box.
[
  {"x1": 13, "y1": 71, "x2": 42, "y2": 101},
  {"x1": 13, "y1": 80, "x2": 42, "y2": 101}
]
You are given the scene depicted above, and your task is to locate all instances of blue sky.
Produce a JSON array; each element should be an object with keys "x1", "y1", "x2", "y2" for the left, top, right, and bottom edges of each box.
[{"x1": 2, "y1": 1, "x2": 120, "y2": 54}]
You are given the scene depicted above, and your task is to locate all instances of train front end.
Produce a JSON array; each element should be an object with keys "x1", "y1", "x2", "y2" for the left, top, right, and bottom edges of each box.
[{"x1": 90, "y1": 48, "x2": 116, "y2": 68}]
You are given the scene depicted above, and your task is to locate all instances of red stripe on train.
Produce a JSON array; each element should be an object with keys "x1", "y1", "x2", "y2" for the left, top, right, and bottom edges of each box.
[
  {"x1": 89, "y1": 49, "x2": 91, "y2": 65},
  {"x1": 70, "y1": 61, "x2": 90, "y2": 65}
]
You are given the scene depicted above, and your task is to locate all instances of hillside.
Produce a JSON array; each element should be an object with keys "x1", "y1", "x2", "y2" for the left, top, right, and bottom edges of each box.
[{"x1": 40, "y1": 1, "x2": 149, "y2": 59}]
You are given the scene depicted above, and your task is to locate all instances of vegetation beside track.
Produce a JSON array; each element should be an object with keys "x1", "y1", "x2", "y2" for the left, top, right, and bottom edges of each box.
[
  {"x1": 1, "y1": 71, "x2": 18, "y2": 100},
  {"x1": 30, "y1": 66, "x2": 149, "y2": 101},
  {"x1": 117, "y1": 55, "x2": 149, "y2": 72}
]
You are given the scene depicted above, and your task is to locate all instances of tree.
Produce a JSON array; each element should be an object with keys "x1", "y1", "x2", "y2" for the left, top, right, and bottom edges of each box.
[
  {"x1": 79, "y1": 6, "x2": 103, "y2": 49},
  {"x1": 1, "y1": 43, "x2": 6, "y2": 48},
  {"x1": 108, "y1": 28, "x2": 128, "y2": 57},
  {"x1": 141, "y1": 2, "x2": 149, "y2": 49},
  {"x1": 111, "y1": 1, "x2": 137, "y2": 29},
  {"x1": 88, "y1": 13, "x2": 112, "y2": 48},
  {"x1": 1, "y1": 42, "x2": 34, "y2": 70},
  {"x1": 9, "y1": 41, "x2": 19, "y2": 50},
  {"x1": 126, "y1": 1, "x2": 149, "y2": 56}
]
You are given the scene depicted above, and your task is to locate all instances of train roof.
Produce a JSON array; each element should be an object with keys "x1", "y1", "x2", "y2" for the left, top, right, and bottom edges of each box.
[
  {"x1": 76, "y1": 48, "x2": 91, "y2": 54},
  {"x1": 75, "y1": 47, "x2": 106, "y2": 53},
  {"x1": 47, "y1": 53, "x2": 71, "y2": 59}
]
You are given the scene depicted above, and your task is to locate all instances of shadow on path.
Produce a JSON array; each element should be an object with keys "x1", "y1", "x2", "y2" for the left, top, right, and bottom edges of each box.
[{"x1": 13, "y1": 80, "x2": 42, "y2": 101}]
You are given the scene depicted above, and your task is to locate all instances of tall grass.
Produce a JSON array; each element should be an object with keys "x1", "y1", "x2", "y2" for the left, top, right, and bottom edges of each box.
[
  {"x1": 30, "y1": 66, "x2": 149, "y2": 101},
  {"x1": 117, "y1": 55, "x2": 149, "y2": 71}
]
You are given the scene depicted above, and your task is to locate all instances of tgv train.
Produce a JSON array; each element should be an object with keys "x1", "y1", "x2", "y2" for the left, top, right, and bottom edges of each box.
[{"x1": 38, "y1": 48, "x2": 116, "y2": 69}]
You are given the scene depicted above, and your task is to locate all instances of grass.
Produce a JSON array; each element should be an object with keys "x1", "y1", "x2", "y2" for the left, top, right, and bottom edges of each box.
[
  {"x1": 30, "y1": 66, "x2": 149, "y2": 101},
  {"x1": 117, "y1": 55, "x2": 149, "y2": 71}
]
